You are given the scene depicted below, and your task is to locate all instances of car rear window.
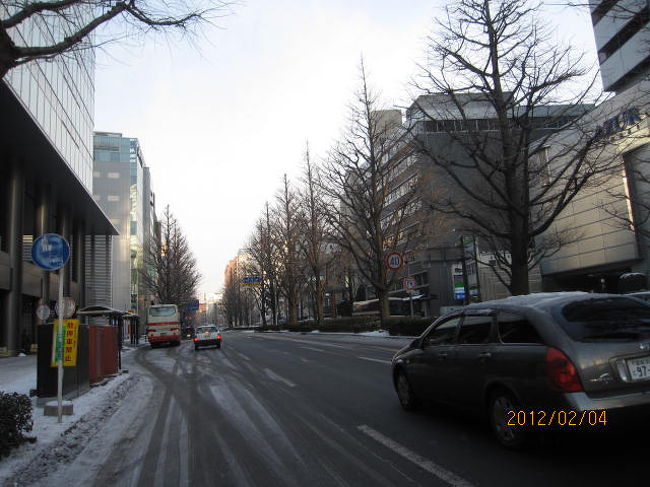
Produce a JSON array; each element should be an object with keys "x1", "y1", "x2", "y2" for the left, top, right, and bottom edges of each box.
[
  {"x1": 497, "y1": 312, "x2": 544, "y2": 344},
  {"x1": 198, "y1": 326, "x2": 218, "y2": 333},
  {"x1": 560, "y1": 297, "x2": 650, "y2": 341}
]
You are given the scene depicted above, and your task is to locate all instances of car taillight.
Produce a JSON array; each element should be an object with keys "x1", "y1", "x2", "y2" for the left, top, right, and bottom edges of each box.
[
  {"x1": 546, "y1": 347, "x2": 583, "y2": 392},
  {"x1": 217, "y1": 335, "x2": 222, "y2": 339},
  {"x1": 193, "y1": 337, "x2": 198, "y2": 342},
  {"x1": 171, "y1": 328, "x2": 179, "y2": 332}
]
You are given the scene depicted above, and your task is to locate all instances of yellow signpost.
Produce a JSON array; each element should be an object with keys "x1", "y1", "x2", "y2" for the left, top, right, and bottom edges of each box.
[{"x1": 51, "y1": 319, "x2": 79, "y2": 367}]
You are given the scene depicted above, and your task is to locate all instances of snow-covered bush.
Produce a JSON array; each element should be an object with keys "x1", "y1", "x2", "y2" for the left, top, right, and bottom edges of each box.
[{"x1": 0, "y1": 391, "x2": 34, "y2": 458}]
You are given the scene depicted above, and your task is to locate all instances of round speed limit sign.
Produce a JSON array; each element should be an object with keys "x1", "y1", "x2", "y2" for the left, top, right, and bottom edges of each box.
[{"x1": 386, "y1": 252, "x2": 403, "y2": 270}]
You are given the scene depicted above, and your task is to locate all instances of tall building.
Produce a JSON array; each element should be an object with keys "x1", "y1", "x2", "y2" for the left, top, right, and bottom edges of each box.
[
  {"x1": 0, "y1": 19, "x2": 116, "y2": 355},
  {"x1": 590, "y1": 0, "x2": 650, "y2": 93},
  {"x1": 538, "y1": 2, "x2": 650, "y2": 291},
  {"x1": 92, "y1": 132, "x2": 156, "y2": 318},
  {"x1": 387, "y1": 94, "x2": 593, "y2": 315}
]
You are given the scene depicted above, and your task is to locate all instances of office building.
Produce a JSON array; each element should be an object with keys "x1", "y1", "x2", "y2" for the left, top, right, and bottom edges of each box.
[
  {"x1": 92, "y1": 132, "x2": 156, "y2": 318},
  {"x1": 536, "y1": 1, "x2": 650, "y2": 292},
  {"x1": 385, "y1": 94, "x2": 593, "y2": 315},
  {"x1": 0, "y1": 22, "x2": 116, "y2": 355},
  {"x1": 590, "y1": 0, "x2": 650, "y2": 93}
]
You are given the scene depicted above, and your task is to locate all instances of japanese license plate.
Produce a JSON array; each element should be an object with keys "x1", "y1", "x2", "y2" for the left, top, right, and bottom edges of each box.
[{"x1": 627, "y1": 356, "x2": 650, "y2": 381}]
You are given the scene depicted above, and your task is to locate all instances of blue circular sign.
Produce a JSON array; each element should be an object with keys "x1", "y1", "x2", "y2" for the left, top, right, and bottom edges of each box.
[{"x1": 31, "y1": 233, "x2": 70, "y2": 271}]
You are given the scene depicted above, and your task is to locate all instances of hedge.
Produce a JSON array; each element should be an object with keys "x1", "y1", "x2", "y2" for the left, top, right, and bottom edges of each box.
[
  {"x1": 386, "y1": 317, "x2": 434, "y2": 337},
  {"x1": 0, "y1": 391, "x2": 34, "y2": 458},
  {"x1": 255, "y1": 315, "x2": 434, "y2": 336}
]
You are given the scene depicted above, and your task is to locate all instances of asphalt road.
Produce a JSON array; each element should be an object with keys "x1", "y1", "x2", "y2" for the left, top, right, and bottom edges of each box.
[{"x1": 37, "y1": 331, "x2": 650, "y2": 486}]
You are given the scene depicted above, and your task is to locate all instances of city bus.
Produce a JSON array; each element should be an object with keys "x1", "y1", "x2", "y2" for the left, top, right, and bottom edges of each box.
[{"x1": 146, "y1": 304, "x2": 181, "y2": 348}]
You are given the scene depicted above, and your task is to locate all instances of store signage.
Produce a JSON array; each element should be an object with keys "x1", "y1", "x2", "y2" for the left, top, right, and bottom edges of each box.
[{"x1": 594, "y1": 107, "x2": 643, "y2": 140}]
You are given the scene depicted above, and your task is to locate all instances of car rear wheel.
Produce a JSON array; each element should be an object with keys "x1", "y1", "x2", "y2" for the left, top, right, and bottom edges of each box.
[
  {"x1": 488, "y1": 390, "x2": 530, "y2": 450},
  {"x1": 395, "y1": 369, "x2": 420, "y2": 411}
]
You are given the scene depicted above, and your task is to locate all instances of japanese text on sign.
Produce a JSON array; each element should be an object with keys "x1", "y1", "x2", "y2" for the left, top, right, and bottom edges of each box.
[{"x1": 51, "y1": 319, "x2": 79, "y2": 367}]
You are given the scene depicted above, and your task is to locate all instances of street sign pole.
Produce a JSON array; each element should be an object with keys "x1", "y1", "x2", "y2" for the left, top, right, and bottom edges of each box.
[
  {"x1": 56, "y1": 265, "x2": 64, "y2": 423},
  {"x1": 31, "y1": 233, "x2": 70, "y2": 424}
]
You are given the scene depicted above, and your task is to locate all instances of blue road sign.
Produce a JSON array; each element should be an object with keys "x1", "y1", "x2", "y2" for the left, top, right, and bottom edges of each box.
[
  {"x1": 186, "y1": 299, "x2": 200, "y2": 312},
  {"x1": 32, "y1": 234, "x2": 70, "y2": 271},
  {"x1": 242, "y1": 276, "x2": 262, "y2": 285}
]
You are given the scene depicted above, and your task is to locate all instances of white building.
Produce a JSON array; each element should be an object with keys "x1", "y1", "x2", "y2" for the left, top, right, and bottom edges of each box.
[{"x1": 590, "y1": 0, "x2": 650, "y2": 93}]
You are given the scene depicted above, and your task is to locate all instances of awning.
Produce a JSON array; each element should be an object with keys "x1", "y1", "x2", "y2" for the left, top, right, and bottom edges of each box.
[{"x1": 77, "y1": 305, "x2": 125, "y2": 317}]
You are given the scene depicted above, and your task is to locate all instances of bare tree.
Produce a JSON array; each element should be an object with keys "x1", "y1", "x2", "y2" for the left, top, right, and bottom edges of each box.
[
  {"x1": 221, "y1": 262, "x2": 240, "y2": 326},
  {"x1": 297, "y1": 143, "x2": 332, "y2": 325},
  {"x1": 0, "y1": 0, "x2": 233, "y2": 79},
  {"x1": 410, "y1": 0, "x2": 615, "y2": 295},
  {"x1": 245, "y1": 208, "x2": 281, "y2": 327},
  {"x1": 244, "y1": 222, "x2": 267, "y2": 326},
  {"x1": 140, "y1": 205, "x2": 201, "y2": 306},
  {"x1": 273, "y1": 174, "x2": 301, "y2": 325},
  {"x1": 320, "y1": 61, "x2": 417, "y2": 325}
]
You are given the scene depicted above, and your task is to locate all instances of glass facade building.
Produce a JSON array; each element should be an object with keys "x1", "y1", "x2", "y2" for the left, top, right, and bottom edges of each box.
[
  {"x1": 0, "y1": 11, "x2": 115, "y2": 356},
  {"x1": 2, "y1": 9, "x2": 95, "y2": 190},
  {"x1": 93, "y1": 133, "x2": 155, "y2": 318}
]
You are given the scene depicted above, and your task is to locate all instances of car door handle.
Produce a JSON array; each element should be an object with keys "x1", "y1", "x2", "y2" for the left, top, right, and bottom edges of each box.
[
  {"x1": 478, "y1": 352, "x2": 492, "y2": 359},
  {"x1": 437, "y1": 352, "x2": 449, "y2": 359}
]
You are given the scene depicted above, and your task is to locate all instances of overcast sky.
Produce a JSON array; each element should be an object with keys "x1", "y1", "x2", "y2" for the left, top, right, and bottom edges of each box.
[{"x1": 93, "y1": 0, "x2": 598, "y2": 298}]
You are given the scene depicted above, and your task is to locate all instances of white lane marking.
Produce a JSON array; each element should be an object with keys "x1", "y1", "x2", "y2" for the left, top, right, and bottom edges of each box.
[
  {"x1": 358, "y1": 356, "x2": 391, "y2": 364},
  {"x1": 359, "y1": 346, "x2": 403, "y2": 353},
  {"x1": 357, "y1": 425, "x2": 474, "y2": 487},
  {"x1": 299, "y1": 346, "x2": 329, "y2": 353},
  {"x1": 264, "y1": 368, "x2": 296, "y2": 388},
  {"x1": 256, "y1": 335, "x2": 350, "y2": 349},
  {"x1": 236, "y1": 352, "x2": 251, "y2": 361}
]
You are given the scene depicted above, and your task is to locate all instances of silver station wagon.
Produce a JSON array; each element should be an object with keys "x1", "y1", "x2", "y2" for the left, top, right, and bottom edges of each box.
[{"x1": 391, "y1": 292, "x2": 650, "y2": 448}]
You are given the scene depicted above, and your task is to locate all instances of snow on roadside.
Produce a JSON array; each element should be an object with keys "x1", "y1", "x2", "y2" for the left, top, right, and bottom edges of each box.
[{"x1": 0, "y1": 371, "x2": 139, "y2": 487}]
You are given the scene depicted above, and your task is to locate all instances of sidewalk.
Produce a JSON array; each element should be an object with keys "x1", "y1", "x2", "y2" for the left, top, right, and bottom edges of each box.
[
  {"x1": 0, "y1": 355, "x2": 37, "y2": 396},
  {"x1": 0, "y1": 351, "x2": 138, "y2": 485}
]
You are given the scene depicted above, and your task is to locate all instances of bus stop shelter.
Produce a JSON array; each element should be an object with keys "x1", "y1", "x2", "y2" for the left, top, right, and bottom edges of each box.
[{"x1": 77, "y1": 305, "x2": 125, "y2": 382}]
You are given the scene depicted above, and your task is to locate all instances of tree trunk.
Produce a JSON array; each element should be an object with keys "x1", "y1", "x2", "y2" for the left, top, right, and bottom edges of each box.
[
  {"x1": 509, "y1": 215, "x2": 530, "y2": 295},
  {"x1": 378, "y1": 288, "x2": 389, "y2": 327}
]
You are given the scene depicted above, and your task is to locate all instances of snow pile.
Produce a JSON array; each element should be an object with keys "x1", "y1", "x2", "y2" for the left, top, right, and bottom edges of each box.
[{"x1": 0, "y1": 373, "x2": 139, "y2": 487}]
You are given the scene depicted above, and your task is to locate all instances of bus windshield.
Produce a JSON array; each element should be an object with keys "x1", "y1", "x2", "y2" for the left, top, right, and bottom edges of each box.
[{"x1": 149, "y1": 305, "x2": 178, "y2": 317}]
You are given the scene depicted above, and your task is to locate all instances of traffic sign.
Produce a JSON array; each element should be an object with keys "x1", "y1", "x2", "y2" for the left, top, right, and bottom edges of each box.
[
  {"x1": 31, "y1": 234, "x2": 70, "y2": 271},
  {"x1": 242, "y1": 275, "x2": 262, "y2": 286},
  {"x1": 386, "y1": 252, "x2": 403, "y2": 270},
  {"x1": 36, "y1": 304, "x2": 51, "y2": 321},
  {"x1": 185, "y1": 299, "x2": 200, "y2": 312},
  {"x1": 55, "y1": 296, "x2": 76, "y2": 319},
  {"x1": 403, "y1": 277, "x2": 417, "y2": 290}
]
